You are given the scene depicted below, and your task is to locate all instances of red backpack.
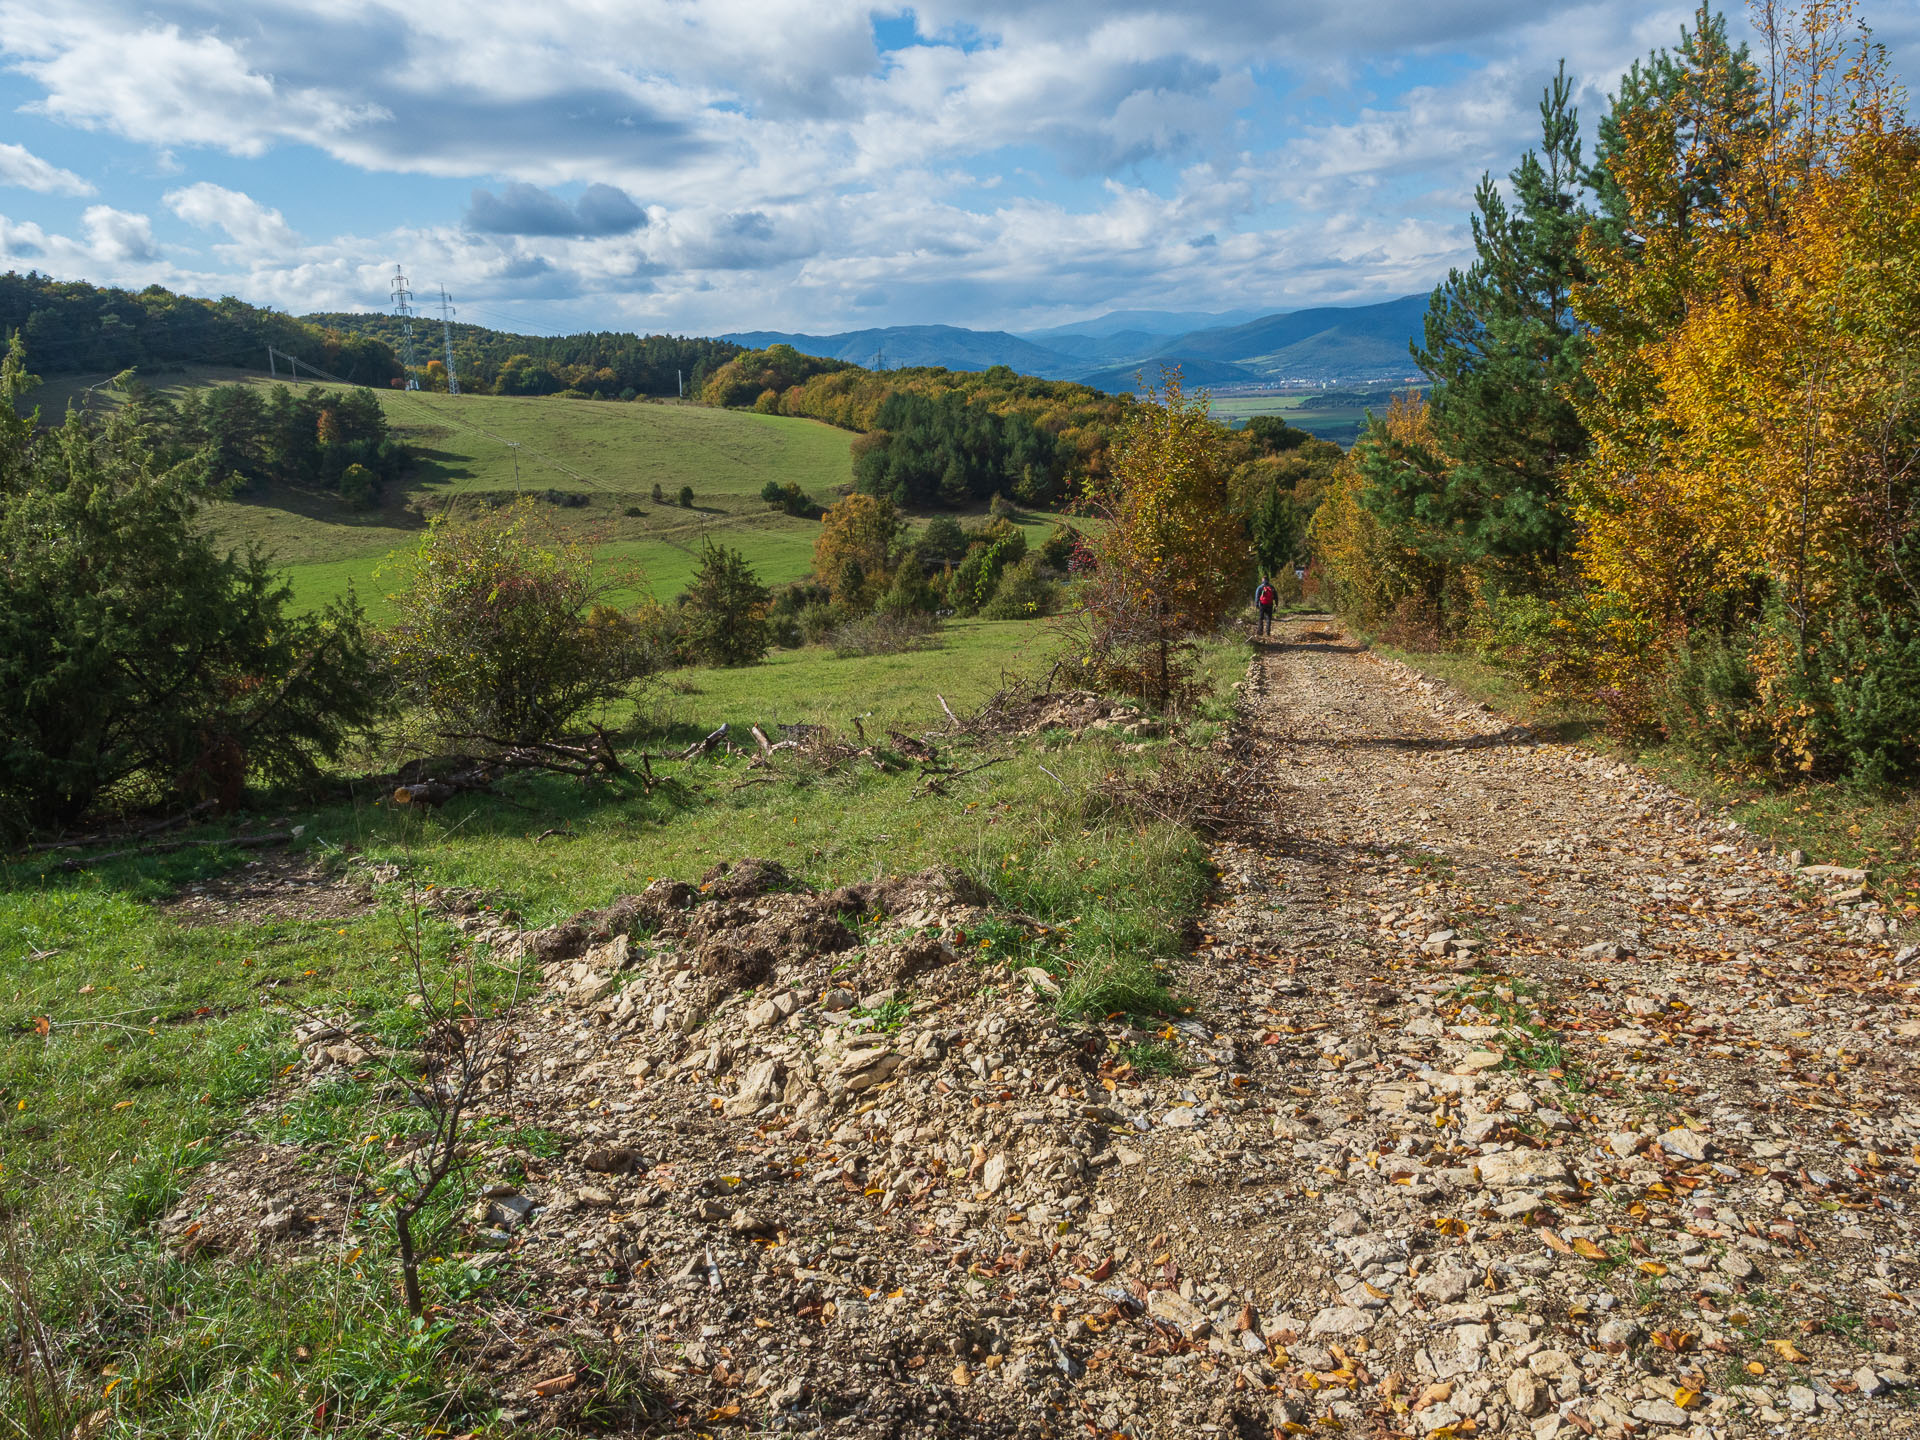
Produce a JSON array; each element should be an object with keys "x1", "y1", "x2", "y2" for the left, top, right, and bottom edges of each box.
[{"x1": 1257, "y1": 583, "x2": 1276, "y2": 607}]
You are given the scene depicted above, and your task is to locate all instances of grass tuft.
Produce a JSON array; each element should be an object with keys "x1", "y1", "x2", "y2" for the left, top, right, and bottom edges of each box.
[{"x1": 1121, "y1": 1041, "x2": 1188, "y2": 1076}]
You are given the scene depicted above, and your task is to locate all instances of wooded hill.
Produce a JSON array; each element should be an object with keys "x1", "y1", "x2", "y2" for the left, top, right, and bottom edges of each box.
[
  {"x1": 0, "y1": 271, "x2": 400, "y2": 385},
  {"x1": 306, "y1": 312, "x2": 742, "y2": 400},
  {"x1": 696, "y1": 346, "x2": 1131, "y2": 507},
  {"x1": 0, "y1": 273, "x2": 742, "y2": 402}
]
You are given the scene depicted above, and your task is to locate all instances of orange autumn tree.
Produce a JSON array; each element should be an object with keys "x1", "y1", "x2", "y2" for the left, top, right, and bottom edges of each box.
[
  {"x1": 1569, "y1": 0, "x2": 1920, "y2": 776},
  {"x1": 1066, "y1": 371, "x2": 1245, "y2": 707},
  {"x1": 812, "y1": 492, "x2": 904, "y2": 609}
]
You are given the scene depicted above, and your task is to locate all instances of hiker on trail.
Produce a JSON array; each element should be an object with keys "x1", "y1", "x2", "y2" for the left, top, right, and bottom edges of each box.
[{"x1": 1254, "y1": 576, "x2": 1277, "y2": 635}]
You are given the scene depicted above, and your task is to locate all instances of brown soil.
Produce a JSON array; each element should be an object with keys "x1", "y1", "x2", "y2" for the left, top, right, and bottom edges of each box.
[{"x1": 162, "y1": 853, "x2": 376, "y2": 928}]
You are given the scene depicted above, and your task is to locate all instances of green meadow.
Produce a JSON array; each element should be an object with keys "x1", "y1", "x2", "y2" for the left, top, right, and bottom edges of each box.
[
  {"x1": 25, "y1": 366, "x2": 1072, "y2": 621},
  {"x1": 1209, "y1": 390, "x2": 1382, "y2": 447}
]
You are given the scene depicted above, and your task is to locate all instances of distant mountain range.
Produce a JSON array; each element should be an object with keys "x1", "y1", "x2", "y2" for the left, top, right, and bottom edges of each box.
[
  {"x1": 720, "y1": 324, "x2": 1071, "y2": 378},
  {"x1": 723, "y1": 294, "x2": 1429, "y2": 391},
  {"x1": 1023, "y1": 307, "x2": 1266, "y2": 340}
]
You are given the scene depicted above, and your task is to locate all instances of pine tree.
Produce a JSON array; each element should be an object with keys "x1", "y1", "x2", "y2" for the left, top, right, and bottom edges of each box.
[
  {"x1": 1249, "y1": 485, "x2": 1303, "y2": 581},
  {"x1": 682, "y1": 541, "x2": 772, "y2": 667},
  {"x1": 0, "y1": 335, "x2": 384, "y2": 828},
  {"x1": 1361, "y1": 62, "x2": 1593, "y2": 584},
  {"x1": 1586, "y1": 6, "x2": 1764, "y2": 268}
]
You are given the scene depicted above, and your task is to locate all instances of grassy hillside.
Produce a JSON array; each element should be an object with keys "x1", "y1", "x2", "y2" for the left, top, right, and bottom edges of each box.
[
  {"x1": 0, "y1": 621, "x2": 1244, "y2": 1436},
  {"x1": 24, "y1": 367, "x2": 1071, "y2": 620},
  {"x1": 26, "y1": 370, "x2": 833, "y2": 617}
]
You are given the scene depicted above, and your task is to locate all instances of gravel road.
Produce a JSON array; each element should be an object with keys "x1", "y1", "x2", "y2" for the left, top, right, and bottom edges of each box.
[
  {"x1": 1103, "y1": 615, "x2": 1920, "y2": 1438},
  {"x1": 179, "y1": 615, "x2": 1920, "y2": 1437}
]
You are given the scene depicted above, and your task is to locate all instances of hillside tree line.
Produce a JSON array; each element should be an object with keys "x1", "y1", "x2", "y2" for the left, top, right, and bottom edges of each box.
[
  {"x1": 310, "y1": 312, "x2": 742, "y2": 400},
  {"x1": 702, "y1": 344, "x2": 1131, "y2": 508},
  {"x1": 1, "y1": 271, "x2": 400, "y2": 385},
  {"x1": 1313, "y1": 0, "x2": 1920, "y2": 783}
]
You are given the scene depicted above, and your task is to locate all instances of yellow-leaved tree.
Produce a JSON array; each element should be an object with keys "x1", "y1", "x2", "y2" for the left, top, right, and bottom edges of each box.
[
  {"x1": 1065, "y1": 372, "x2": 1244, "y2": 707},
  {"x1": 1569, "y1": 0, "x2": 1920, "y2": 774},
  {"x1": 812, "y1": 492, "x2": 904, "y2": 609}
]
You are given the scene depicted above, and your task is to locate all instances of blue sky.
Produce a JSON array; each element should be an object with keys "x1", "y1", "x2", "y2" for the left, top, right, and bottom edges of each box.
[{"x1": 0, "y1": 1, "x2": 1913, "y2": 337}]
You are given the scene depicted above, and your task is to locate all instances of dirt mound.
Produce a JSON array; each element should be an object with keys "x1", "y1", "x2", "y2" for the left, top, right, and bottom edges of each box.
[
  {"x1": 414, "y1": 865, "x2": 1000, "y2": 1033},
  {"x1": 685, "y1": 898, "x2": 855, "y2": 968},
  {"x1": 504, "y1": 878, "x2": 698, "y2": 963},
  {"x1": 825, "y1": 864, "x2": 994, "y2": 920},
  {"x1": 168, "y1": 856, "x2": 1146, "y2": 1434},
  {"x1": 699, "y1": 856, "x2": 805, "y2": 900},
  {"x1": 861, "y1": 931, "x2": 961, "y2": 989}
]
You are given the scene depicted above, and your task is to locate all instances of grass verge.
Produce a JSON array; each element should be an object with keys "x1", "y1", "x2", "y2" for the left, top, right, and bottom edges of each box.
[
  {"x1": 1372, "y1": 639, "x2": 1920, "y2": 909},
  {"x1": 0, "y1": 620, "x2": 1249, "y2": 1435}
]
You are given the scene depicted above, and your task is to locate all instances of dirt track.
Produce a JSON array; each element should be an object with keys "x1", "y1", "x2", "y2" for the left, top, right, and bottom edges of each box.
[
  {"x1": 172, "y1": 617, "x2": 1920, "y2": 1437},
  {"x1": 1090, "y1": 615, "x2": 1920, "y2": 1437}
]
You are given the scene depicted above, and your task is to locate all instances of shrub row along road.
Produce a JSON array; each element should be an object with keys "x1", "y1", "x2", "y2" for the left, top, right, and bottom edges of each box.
[
  {"x1": 1107, "y1": 616, "x2": 1919, "y2": 1438},
  {"x1": 178, "y1": 618, "x2": 1918, "y2": 1438}
]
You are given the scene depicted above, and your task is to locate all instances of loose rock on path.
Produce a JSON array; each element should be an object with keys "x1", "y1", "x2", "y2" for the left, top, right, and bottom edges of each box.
[{"x1": 174, "y1": 616, "x2": 1918, "y2": 1437}]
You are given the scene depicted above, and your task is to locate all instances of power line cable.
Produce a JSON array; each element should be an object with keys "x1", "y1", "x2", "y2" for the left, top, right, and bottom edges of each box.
[{"x1": 455, "y1": 303, "x2": 571, "y2": 337}]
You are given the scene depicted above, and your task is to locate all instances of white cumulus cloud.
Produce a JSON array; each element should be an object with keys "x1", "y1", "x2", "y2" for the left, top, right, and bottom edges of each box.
[
  {"x1": 0, "y1": 142, "x2": 94, "y2": 196},
  {"x1": 0, "y1": 0, "x2": 1913, "y2": 330},
  {"x1": 166, "y1": 182, "x2": 301, "y2": 251},
  {"x1": 0, "y1": 205, "x2": 162, "y2": 281},
  {"x1": 80, "y1": 205, "x2": 157, "y2": 263},
  {"x1": 3, "y1": 7, "x2": 386, "y2": 157}
]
